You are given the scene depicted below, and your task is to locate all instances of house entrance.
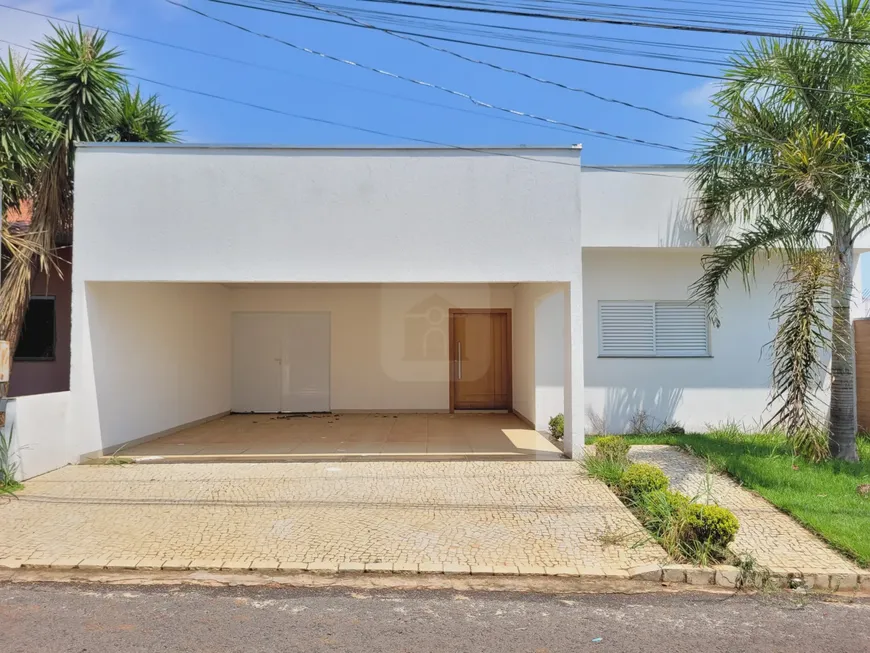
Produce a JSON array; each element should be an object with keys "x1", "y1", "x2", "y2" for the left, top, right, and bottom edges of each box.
[{"x1": 449, "y1": 309, "x2": 512, "y2": 411}]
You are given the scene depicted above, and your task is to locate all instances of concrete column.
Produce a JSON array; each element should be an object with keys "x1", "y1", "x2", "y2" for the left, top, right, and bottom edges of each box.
[{"x1": 562, "y1": 278, "x2": 585, "y2": 458}]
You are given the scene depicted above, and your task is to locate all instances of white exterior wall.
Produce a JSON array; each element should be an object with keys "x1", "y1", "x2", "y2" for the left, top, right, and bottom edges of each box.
[
  {"x1": 73, "y1": 146, "x2": 582, "y2": 283},
  {"x1": 69, "y1": 283, "x2": 231, "y2": 457},
  {"x1": 513, "y1": 283, "x2": 565, "y2": 430},
  {"x1": 230, "y1": 283, "x2": 514, "y2": 411},
  {"x1": 5, "y1": 392, "x2": 72, "y2": 480},
  {"x1": 582, "y1": 249, "x2": 778, "y2": 433},
  {"x1": 581, "y1": 168, "x2": 699, "y2": 248}
]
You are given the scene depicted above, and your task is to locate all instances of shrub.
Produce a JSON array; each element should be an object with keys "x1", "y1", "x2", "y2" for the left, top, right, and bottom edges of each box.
[
  {"x1": 636, "y1": 489, "x2": 691, "y2": 559},
  {"x1": 594, "y1": 435, "x2": 630, "y2": 463},
  {"x1": 662, "y1": 421, "x2": 685, "y2": 435},
  {"x1": 0, "y1": 423, "x2": 22, "y2": 494},
  {"x1": 620, "y1": 463, "x2": 669, "y2": 499},
  {"x1": 627, "y1": 409, "x2": 654, "y2": 434},
  {"x1": 548, "y1": 413, "x2": 564, "y2": 441},
  {"x1": 584, "y1": 455, "x2": 627, "y2": 487},
  {"x1": 641, "y1": 489, "x2": 690, "y2": 522},
  {"x1": 684, "y1": 503, "x2": 739, "y2": 548},
  {"x1": 790, "y1": 427, "x2": 830, "y2": 462}
]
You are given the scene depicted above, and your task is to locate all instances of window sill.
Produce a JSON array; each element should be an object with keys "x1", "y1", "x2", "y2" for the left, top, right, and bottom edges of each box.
[{"x1": 597, "y1": 355, "x2": 713, "y2": 359}]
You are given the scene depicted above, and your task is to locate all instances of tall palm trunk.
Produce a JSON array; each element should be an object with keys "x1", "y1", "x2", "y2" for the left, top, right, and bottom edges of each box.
[{"x1": 828, "y1": 234, "x2": 859, "y2": 461}]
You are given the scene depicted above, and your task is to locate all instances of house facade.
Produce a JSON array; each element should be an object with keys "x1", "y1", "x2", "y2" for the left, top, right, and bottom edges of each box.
[{"x1": 5, "y1": 144, "x2": 866, "y2": 479}]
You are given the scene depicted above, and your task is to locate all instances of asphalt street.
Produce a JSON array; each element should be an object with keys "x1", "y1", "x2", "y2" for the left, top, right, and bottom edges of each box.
[{"x1": 1, "y1": 583, "x2": 868, "y2": 652}]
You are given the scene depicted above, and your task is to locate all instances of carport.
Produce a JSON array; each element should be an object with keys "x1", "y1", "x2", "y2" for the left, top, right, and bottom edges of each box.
[{"x1": 81, "y1": 281, "x2": 569, "y2": 463}]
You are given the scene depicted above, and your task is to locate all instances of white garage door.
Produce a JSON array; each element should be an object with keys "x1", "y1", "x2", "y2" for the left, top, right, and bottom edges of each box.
[{"x1": 232, "y1": 312, "x2": 330, "y2": 413}]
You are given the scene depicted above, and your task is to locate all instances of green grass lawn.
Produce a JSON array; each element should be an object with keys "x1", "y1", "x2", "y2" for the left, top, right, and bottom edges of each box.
[{"x1": 589, "y1": 433, "x2": 870, "y2": 568}]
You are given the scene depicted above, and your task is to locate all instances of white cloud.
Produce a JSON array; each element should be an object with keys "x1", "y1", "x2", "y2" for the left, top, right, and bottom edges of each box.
[
  {"x1": 679, "y1": 81, "x2": 722, "y2": 109},
  {"x1": 0, "y1": 0, "x2": 120, "y2": 58}
]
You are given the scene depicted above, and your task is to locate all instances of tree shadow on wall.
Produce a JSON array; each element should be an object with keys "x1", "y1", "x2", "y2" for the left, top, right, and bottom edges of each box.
[{"x1": 587, "y1": 386, "x2": 684, "y2": 435}]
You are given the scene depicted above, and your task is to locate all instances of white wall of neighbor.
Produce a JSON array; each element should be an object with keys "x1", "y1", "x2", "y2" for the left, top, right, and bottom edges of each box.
[
  {"x1": 73, "y1": 146, "x2": 582, "y2": 284},
  {"x1": 513, "y1": 283, "x2": 565, "y2": 430},
  {"x1": 230, "y1": 283, "x2": 514, "y2": 411},
  {"x1": 5, "y1": 392, "x2": 72, "y2": 480},
  {"x1": 69, "y1": 282, "x2": 231, "y2": 456},
  {"x1": 582, "y1": 249, "x2": 779, "y2": 433}
]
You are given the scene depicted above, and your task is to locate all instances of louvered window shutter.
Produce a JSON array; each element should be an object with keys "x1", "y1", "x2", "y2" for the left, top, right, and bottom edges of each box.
[
  {"x1": 599, "y1": 301, "x2": 709, "y2": 357},
  {"x1": 599, "y1": 302, "x2": 656, "y2": 356},
  {"x1": 654, "y1": 302, "x2": 709, "y2": 356}
]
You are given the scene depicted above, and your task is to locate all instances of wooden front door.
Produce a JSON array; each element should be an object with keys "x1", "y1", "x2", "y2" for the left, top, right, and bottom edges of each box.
[{"x1": 450, "y1": 310, "x2": 511, "y2": 410}]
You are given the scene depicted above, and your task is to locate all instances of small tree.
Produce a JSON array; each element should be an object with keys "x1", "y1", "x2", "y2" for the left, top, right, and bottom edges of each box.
[
  {"x1": 692, "y1": 0, "x2": 870, "y2": 461},
  {"x1": 0, "y1": 24, "x2": 179, "y2": 397}
]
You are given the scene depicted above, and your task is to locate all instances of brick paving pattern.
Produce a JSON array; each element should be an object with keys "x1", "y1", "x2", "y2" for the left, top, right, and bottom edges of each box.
[
  {"x1": 630, "y1": 446, "x2": 860, "y2": 572},
  {"x1": 0, "y1": 461, "x2": 666, "y2": 569}
]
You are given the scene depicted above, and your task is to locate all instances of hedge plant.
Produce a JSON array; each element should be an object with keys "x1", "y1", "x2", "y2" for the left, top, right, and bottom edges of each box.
[
  {"x1": 620, "y1": 463, "x2": 669, "y2": 500},
  {"x1": 685, "y1": 503, "x2": 739, "y2": 549},
  {"x1": 594, "y1": 435, "x2": 630, "y2": 463}
]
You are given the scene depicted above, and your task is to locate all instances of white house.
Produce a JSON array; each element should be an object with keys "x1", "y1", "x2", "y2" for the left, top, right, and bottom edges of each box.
[{"x1": 5, "y1": 143, "x2": 867, "y2": 479}]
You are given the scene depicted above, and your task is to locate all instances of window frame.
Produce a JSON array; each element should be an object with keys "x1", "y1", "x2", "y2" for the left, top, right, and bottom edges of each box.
[
  {"x1": 597, "y1": 300, "x2": 711, "y2": 359},
  {"x1": 14, "y1": 295, "x2": 57, "y2": 362}
]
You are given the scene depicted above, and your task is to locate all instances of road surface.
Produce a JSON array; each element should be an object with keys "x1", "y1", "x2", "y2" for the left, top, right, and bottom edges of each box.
[{"x1": 1, "y1": 583, "x2": 868, "y2": 652}]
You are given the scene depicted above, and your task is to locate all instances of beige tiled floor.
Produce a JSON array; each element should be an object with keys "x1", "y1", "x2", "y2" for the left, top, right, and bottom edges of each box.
[{"x1": 118, "y1": 413, "x2": 565, "y2": 461}]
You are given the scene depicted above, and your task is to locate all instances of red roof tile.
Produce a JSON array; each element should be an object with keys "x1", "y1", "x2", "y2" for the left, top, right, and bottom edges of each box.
[{"x1": 5, "y1": 199, "x2": 32, "y2": 226}]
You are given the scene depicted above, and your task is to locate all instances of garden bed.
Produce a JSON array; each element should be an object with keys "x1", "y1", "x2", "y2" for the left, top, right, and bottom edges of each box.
[
  {"x1": 589, "y1": 431, "x2": 870, "y2": 568},
  {"x1": 584, "y1": 436, "x2": 739, "y2": 566}
]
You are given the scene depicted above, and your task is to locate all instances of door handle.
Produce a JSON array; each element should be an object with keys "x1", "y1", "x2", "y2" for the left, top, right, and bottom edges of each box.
[{"x1": 457, "y1": 342, "x2": 462, "y2": 380}]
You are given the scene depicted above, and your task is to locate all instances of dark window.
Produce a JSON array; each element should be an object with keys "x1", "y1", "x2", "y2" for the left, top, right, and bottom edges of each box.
[{"x1": 15, "y1": 297, "x2": 56, "y2": 361}]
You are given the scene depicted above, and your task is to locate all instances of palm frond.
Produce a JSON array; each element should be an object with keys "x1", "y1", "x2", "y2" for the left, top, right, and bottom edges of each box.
[
  {"x1": 690, "y1": 220, "x2": 812, "y2": 326},
  {"x1": 0, "y1": 50, "x2": 57, "y2": 210},
  {"x1": 101, "y1": 85, "x2": 181, "y2": 143},
  {"x1": 766, "y1": 251, "x2": 836, "y2": 434},
  {"x1": 36, "y1": 22, "x2": 124, "y2": 145}
]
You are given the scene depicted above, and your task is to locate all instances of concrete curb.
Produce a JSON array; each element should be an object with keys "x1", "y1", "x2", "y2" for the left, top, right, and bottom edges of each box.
[{"x1": 1, "y1": 558, "x2": 865, "y2": 593}]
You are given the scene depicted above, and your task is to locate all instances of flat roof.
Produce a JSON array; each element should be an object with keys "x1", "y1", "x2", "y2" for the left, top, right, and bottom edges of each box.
[{"x1": 75, "y1": 142, "x2": 583, "y2": 152}]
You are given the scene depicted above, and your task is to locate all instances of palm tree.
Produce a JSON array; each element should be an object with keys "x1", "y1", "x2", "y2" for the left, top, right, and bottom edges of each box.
[
  {"x1": 0, "y1": 24, "x2": 178, "y2": 396},
  {"x1": 0, "y1": 52, "x2": 53, "y2": 213},
  {"x1": 692, "y1": 0, "x2": 870, "y2": 461}
]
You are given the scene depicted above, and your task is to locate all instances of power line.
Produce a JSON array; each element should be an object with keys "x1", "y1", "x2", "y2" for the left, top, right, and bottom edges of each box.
[
  {"x1": 0, "y1": 39, "x2": 582, "y2": 166},
  {"x1": 285, "y1": 0, "x2": 709, "y2": 126},
  {"x1": 0, "y1": 0, "x2": 737, "y2": 68},
  {"x1": 258, "y1": 0, "x2": 742, "y2": 59},
  {"x1": 169, "y1": 1, "x2": 693, "y2": 152},
  {"x1": 2, "y1": 37, "x2": 692, "y2": 177},
  {"x1": 394, "y1": 0, "x2": 813, "y2": 31},
  {"x1": 263, "y1": 0, "x2": 812, "y2": 33},
  {"x1": 352, "y1": 0, "x2": 870, "y2": 45},
  {"x1": 0, "y1": 5, "x2": 595, "y2": 138},
  {"x1": 0, "y1": 1, "x2": 716, "y2": 128},
  {"x1": 203, "y1": 0, "x2": 870, "y2": 99}
]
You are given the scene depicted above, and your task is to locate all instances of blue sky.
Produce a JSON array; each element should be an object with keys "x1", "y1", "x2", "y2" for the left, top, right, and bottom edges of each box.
[{"x1": 0, "y1": 0, "x2": 816, "y2": 163}]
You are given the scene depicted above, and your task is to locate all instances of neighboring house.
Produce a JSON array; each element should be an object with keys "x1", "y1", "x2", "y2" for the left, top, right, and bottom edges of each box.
[
  {"x1": 4, "y1": 143, "x2": 868, "y2": 479},
  {"x1": 1, "y1": 200, "x2": 73, "y2": 398}
]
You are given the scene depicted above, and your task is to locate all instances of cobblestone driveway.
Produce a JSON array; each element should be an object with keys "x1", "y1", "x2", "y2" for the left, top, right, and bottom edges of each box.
[{"x1": 0, "y1": 461, "x2": 666, "y2": 571}]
